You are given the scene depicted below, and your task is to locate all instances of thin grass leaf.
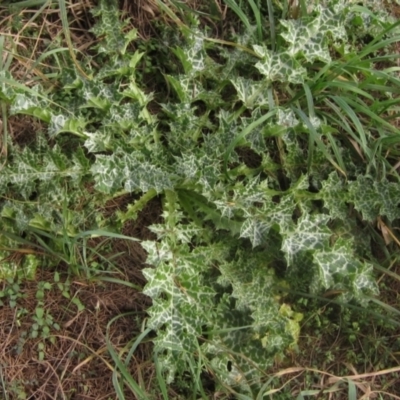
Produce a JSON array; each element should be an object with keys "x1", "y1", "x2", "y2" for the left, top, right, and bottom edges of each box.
[
  {"x1": 322, "y1": 99, "x2": 369, "y2": 162},
  {"x1": 325, "y1": 80, "x2": 374, "y2": 101},
  {"x1": 193, "y1": 341, "x2": 210, "y2": 400},
  {"x1": 19, "y1": 0, "x2": 52, "y2": 45},
  {"x1": 30, "y1": 233, "x2": 69, "y2": 262},
  {"x1": 0, "y1": 36, "x2": 5, "y2": 71},
  {"x1": 291, "y1": 106, "x2": 346, "y2": 175},
  {"x1": 88, "y1": 249, "x2": 125, "y2": 265},
  {"x1": 256, "y1": 375, "x2": 277, "y2": 400},
  {"x1": 57, "y1": 0, "x2": 89, "y2": 79},
  {"x1": 358, "y1": 35, "x2": 400, "y2": 60},
  {"x1": 324, "y1": 129, "x2": 345, "y2": 171},
  {"x1": 360, "y1": 83, "x2": 400, "y2": 94},
  {"x1": 223, "y1": 0, "x2": 253, "y2": 35},
  {"x1": 186, "y1": 353, "x2": 208, "y2": 400},
  {"x1": 287, "y1": 288, "x2": 400, "y2": 327},
  {"x1": 329, "y1": 96, "x2": 370, "y2": 159},
  {"x1": 355, "y1": 67, "x2": 400, "y2": 87},
  {"x1": 122, "y1": 327, "x2": 152, "y2": 368},
  {"x1": 303, "y1": 83, "x2": 316, "y2": 119},
  {"x1": 0, "y1": 230, "x2": 63, "y2": 258},
  {"x1": 362, "y1": 54, "x2": 400, "y2": 64},
  {"x1": 311, "y1": 60, "x2": 345, "y2": 85},
  {"x1": 368, "y1": 297, "x2": 400, "y2": 317},
  {"x1": 25, "y1": 47, "x2": 69, "y2": 78},
  {"x1": 344, "y1": 96, "x2": 399, "y2": 133},
  {"x1": 156, "y1": 0, "x2": 190, "y2": 33},
  {"x1": 168, "y1": 0, "x2": 209, "y2": 17},
  {"x1": 223, "y1": 109, "x2": 277, "y2": 179},
  {"x1": 354, "y1": 19, "x2": 400, "y2": 59},
  {"x1": 106, "y1": 316, "x2": 150, "y2": 399},
  {"x1": 266, "y1": 0, "x2": 275, "y2": 50},
  {"x1": 302, "y1": 83, "x2": 318, "y2": 171},
  {"x1": 5, "y1": 0, "x2": 51, "y2": 7},
  {"x1": 267, "y1": 85, "x2": 275, "y2": 109},
  {"x1": 248, "y1": 0, "x2": 262, "y2": 41},
  {"x1": 154, "y1": 353, "x2": 169, "y2": 400},
  {"x1": 299, "y1": 0, "x2": 307, "y2": 16},
  {"x1": 97, "y1": 277, "x2": 142, "y2": 291},
  {"x1": 112, "y1": 370, "x2": 126, "y2": 400},
  {"x1": 297, "y1": 390, "x2": 320, "y2": 396},
  {"x1": 0, "y1": 74, "x2": 68, "y2": 110},
  {"x1": 347, "y1": 379, "x2": 357, "y2": 400},
  {"x1": 372, "y1": 98, "x2": 400, "y2": 115},
  {"x1": 72, "y1": 229, "x2": 139, "y2": 241}
]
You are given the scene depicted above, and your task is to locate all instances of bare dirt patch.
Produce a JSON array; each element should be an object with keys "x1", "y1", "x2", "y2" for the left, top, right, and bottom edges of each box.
[
  {"x1": 0, "y1": 196, "x2": 163, "y2": 399},
  {"x1": 0, "y1": 267, "x2": 152, "y2": 400}
]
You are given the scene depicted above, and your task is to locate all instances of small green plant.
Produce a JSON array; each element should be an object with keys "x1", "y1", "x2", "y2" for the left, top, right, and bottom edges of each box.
[
  {"x1": 31, "y1": 280, "x2": 60, "y2": 355},
  {"x1": 0, "y1": 277, "x2": 25, "y2": 308}
]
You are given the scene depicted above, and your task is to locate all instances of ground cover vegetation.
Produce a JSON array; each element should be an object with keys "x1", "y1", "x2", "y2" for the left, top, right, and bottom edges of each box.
[{"x1": 0, "y1": 0, "x2": 400, "y2": 398}]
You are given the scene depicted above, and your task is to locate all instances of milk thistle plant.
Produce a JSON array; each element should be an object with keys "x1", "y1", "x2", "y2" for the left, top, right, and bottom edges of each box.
[{"x1": 0, "y1": 0, "x2": 399, "y2": 396}]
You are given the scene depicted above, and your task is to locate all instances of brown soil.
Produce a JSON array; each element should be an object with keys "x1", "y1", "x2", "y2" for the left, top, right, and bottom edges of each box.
[
  {"x1": 0, "y1": 269, "x2": 151, "y2": 400},
  {"x1": 0, "y1": 195, "x2": 164, "y2": 399}
]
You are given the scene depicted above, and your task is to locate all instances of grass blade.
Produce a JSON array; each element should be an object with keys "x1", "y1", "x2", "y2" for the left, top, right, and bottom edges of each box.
[
  {"x1": 112, "y1": 370, "x2": 126, "y2": 400},
  {"x1": 72, "y1": 229, "x2": 139, "y2": 241},
  {"x1": 291, "y1": 106, "x2": 346, "y2": 176},
  {"x1": 154, "y1": 353, "x2": 169, "y2": 400},
  {"x1": 266, "y1": 0, "x2": 275, "y2": 50},
  {"x1": 329, "y1": 95, "x2": 370, "y2": 160},
  {"x1": 4, "y1": 0, "x2": 51, "y2": 6},
  {"x1": 248, "y1": 0, "x2": 262, "y2": 41},
  {"x1": 348, "y1": 379, "x2": 357, "y2": 400},
  {"x1": 325, "y1": 80, "x2": 374, "y2": 101},
  {"x1": 97, "y1": 277, "x2": 142, "y2": 291},
  {"x1": 106, "y1": 316, "x2": 150, "y2": 399},
  {"x1": 223, "y1": 0, "x2": 253, "y2": 35},
  {"x1": 223, "y1": 109, "x2": 277, "y2": 179},
  {"x1": 57, "y1": 0, "x2": 89, "y2": 78}
]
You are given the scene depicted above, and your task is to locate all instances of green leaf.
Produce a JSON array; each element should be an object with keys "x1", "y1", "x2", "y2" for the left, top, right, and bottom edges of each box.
[
  {"x1": 10, "y1": 92, "x2": 52, "y2": 122},
  {"x1": 142, "y1": 240, "x2": 215, "y2": 383},
  {"x1": 35, "y1": 307, "x2": 44, "y2": 319},
  {"x1": 320, "y1": 172, "x2": 349, "y2": 219},
  {"x1": 348, "y1": 175, "x2": 400, "y2": 222},
  {"x1": 90, "y1": 0, "x2": 136, "y2": 54},
  {"x1": 239, "y1": 218, "x2": 269, "y2": 248},
  {"x1": 231, "y1": 77, "x2": 269, "y2": 109},
  {"x1": 280, "y1": 5, "x2": 347, "y2": 63},
  {"x1": 173, "y1": 32, "x2": 206, "y2": 75},
  {"x1": 281, "y1": 214, "x2": 331, "y2": 266},
  {"x1": 314, "y1": 238, "x2": 378, "y2": 300},
  {"x1": 90, "y1": 154, "x2": 125, "y2": 194},
  {"x1": 253, "y1": 47, "x2": 306, "y2": 84}
]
